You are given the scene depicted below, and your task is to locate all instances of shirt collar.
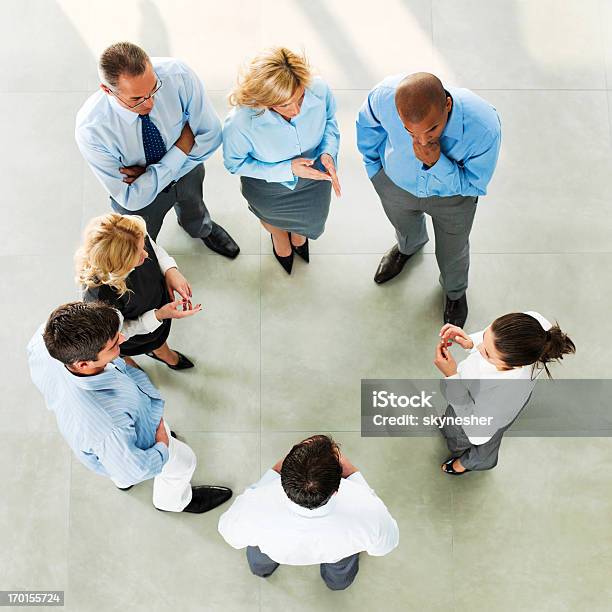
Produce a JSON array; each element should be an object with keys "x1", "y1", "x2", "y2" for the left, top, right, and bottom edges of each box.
[
  {"x1": 441, "y1": 88, "x2": 463, "y2": 142},
  {"x1": 62, "y1": 358, "x2": 127, "y2": 390},
  {"x1": 282, "y1": 488, "x2": 339, "y2": 517},
  {"x1": 109, "y1": 94, "x2": 141, "y2": 125},
  {"x1": 251, "y1": 86, "x2": 318, "y2": 127}
]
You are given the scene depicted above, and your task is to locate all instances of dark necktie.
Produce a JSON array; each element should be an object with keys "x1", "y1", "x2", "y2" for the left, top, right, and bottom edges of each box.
[{"x1": 139, "y1": 114, "x2": 166, "y2": 165}]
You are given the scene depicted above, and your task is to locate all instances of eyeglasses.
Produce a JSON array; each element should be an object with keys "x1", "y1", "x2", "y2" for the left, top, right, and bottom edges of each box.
[{"x1": 110, "y1": 76, "x2": 163, "y2": 109}]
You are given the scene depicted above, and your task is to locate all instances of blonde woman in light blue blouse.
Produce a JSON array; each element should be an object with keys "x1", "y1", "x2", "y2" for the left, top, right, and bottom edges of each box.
[{"x1": 223, "y1": 47, "x2": 341, "y2": 274}]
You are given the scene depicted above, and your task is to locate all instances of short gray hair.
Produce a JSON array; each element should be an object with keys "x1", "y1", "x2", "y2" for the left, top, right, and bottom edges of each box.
[{"x1": 99, "y1": 42, "x2": 149, "y2": 88}]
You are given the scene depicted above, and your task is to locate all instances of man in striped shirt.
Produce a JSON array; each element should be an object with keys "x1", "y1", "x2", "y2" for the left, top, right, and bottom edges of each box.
[{"x1": 27, "y1": 301, "x2": 231, "y2": 513}]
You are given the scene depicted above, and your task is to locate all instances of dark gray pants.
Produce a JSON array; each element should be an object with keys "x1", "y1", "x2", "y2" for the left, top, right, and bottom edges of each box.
[
  {"x1": 440, "y1": 404, "x2": 517, "y2": 471},
  {"x1": 246, "y1": 546, "x2": 360, "y2": 591},
  {"x1": 111, "y1": 164, "x2": 212, "y2": 241},
  {"x1": 371, "y1": 169, "x2": 477, "y2": 300}
]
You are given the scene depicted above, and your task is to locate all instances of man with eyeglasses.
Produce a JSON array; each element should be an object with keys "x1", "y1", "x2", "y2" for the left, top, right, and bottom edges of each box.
[{"x1": 75, "y1": 41, "x2": 240, "y2": 258}]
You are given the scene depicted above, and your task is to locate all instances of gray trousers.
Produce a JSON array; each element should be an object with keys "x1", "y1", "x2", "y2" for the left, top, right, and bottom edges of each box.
[
  {"x1": 246, "y1": 546, "x2": 360, "y2": 591},
  {"x1": 440, "y1": 404, "x2": 521, "y2": 471},
  {"x1": 371, "y1": 169, "x2": 477, "y2": 300},
  {"x1": 111, "y1": 163, "x2": 212, "y2": 241}
]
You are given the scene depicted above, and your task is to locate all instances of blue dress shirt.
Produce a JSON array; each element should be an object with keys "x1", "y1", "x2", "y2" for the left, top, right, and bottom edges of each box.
[
  {"x1": 356, "y1": 75, "x2": 501, "y2": 197},
  {"x1": 75, "y1": 57, "x2": 222, "y2": 211},
  {"x1": 27, "y1": 328, "x2": 169, "y2": 486},
  {"x1": 222, "y1": 77, "x2": 340, "y2": 190}
]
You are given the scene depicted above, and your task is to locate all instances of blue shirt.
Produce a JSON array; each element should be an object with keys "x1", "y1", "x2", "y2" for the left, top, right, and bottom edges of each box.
[
  {"x1": 222, "y1": 77, "x2": 340, "y2": 190},
  {"x1": 27, "y1": 328, "x2": 169, "y2": 486},
  {"x1": 75, "y1": 57, "x2": 222, "y2": 211},
  {"x1": 356, "y1": 75, "x2": 501, "y2": 197}
]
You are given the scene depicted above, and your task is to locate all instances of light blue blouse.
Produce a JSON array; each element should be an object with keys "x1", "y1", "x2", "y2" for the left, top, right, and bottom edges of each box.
[{"x1": 222, "y1": 77, "x2": 340, "y2": 190}]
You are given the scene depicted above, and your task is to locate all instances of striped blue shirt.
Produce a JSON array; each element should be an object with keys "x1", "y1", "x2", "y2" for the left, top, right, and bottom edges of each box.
[
  {"x1": 27, "y1": 327, "x2": 169, "y2": 486},
  {"x1": 356, "y1": 75, "x2": 501, "y2": 197}
]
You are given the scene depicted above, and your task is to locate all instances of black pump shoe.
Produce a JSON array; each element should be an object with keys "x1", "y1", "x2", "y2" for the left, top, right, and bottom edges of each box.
[
  {"x1": 271, "y1": 236, "x2": 293, "y2": 274},
  {"x1": 291, "y1": 237, "x2": 309, "y2": 263},
  {"x1": 146, "y1": 350, "x2": 195, "y2": 370}
]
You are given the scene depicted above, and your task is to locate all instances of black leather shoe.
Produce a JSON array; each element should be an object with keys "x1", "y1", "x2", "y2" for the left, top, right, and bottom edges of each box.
[
  {"x1": 116, "y1": 485, "x2": 133, "y2": 491},
  {"x1": 146, "y1": 350, "x2": 194, "y2": 370},
  {"x1": 271, "y1": 236, "x2": 293, "y2": 274},
  {"x1": 291, "y1": 237, "x2": 309, "y2": 263},
  {"x1": 201, "y1": 222, "x2": 240, "y2": 259},
  {"x1": 170, "y1": 431, "x2": 177, "y2": 439},
  {"x1": 374, "y1": 244, "x2": 412, "y2": 284},
  {"x1": 444, "y1": 294, "x2": 468, "y2": 328},
  {"x1": 182, "y1": 485, "x2": 233, "y2": 514}
]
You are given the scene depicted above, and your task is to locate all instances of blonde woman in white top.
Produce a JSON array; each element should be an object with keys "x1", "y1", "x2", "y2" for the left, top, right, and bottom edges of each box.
[{"x1": 433, "y1": 311, "x2": 575, "y2": 475}]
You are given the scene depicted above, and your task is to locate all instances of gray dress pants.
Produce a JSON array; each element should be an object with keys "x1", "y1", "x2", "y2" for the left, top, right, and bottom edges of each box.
[
  {"x1": 246, "y1": 545, "x2": 360, "y2": 591},
  {"x1": 111, "y1": 163, "x2": 212, "y2": 241},
  {"x1": 371, "y1": 168, "x2": 477, "y2": 300}
]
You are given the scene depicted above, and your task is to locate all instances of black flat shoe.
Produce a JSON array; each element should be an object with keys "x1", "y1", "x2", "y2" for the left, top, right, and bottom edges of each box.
[
  {"x1": 374, "y1": 244, "x2": 413, "y2": 284},
  {"x1": 271, "y1": 236, "x2": 293, "y2": 274},
  {"x1": 146, "y1": 350, "x2": 195, "y2": 370},
  {"x1": 444, "y1": 294, "x2": 468, "y2": 328},
  {"x1": 291, "y1": 237, "x2": 309, "y2": 263},
  {"x1": 441, "y1": 457, "x2": 471, "y2": 476},
  {"x1": 201, "y1": 222, "x2": 240, "y2": 259},
  {"x1": 181, "y1": 486, "x2": 233, "y2": 513}
]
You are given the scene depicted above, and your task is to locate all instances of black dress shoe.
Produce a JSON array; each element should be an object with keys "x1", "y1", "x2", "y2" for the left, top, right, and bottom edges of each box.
[
  {"x1": 291, "y1": 237, "x2": 309, "y2": 263},
  {"x1": 170, "y1": 431, "x2": 177, "y2": 439},
  {"x1": 201, "y1": 222, "x2": 240, "y2": 259},
  {"x1": 374, "y1": 244, "x2": 413, "y2": 284},
  {"x1": 116, "y1": 485, "x2": 133, "y2": 491},
  {"x1": 182, "y1": 485, "x2": 233, "y2": 514},
  {"x1": 444, "y1": 294, "x2": 468, "y2": 328},
  {"x1": 146, "y1": 350, "x2": 195, "y2": 370},
  {"x1": 271, "y1": 236, "x2": 293, "y2": 274}
]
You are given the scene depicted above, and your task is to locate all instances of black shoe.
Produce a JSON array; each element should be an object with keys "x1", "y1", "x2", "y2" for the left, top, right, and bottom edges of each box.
[
  {"x1": 271, "y1": 236, "x2": 293, "y2": 274},
  {"x1": 116, "y1": 485, "x2": 133, "y2": 491},
  {"x1": 170, "y1": 431, "x2": 177, "y2": 439},
  {"x1": 444, "y1": 294, "x2": 468, "y2": 328},
  {"x1": 201, "y1": 222, "x2": 240, "y2": 259},
  {"x1": 182, "y1": 485, "x2": 233, "y2": 514},
  {"x1": 146, "y1": 350, "x2": 194, "y2": 371},
  {"x1": 374, "y1": 244, "x2": 412, "y2": 284},
  {"x1": 291, "y1": 237, "x2": 309, "y2": 263}
]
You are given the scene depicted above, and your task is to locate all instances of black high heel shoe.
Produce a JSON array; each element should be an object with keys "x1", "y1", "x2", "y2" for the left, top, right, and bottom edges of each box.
[
  {"x1": 271, "y1": 235, "x2": 293, "y2": 274},
  {"x1": 291, "y1": 237, "x2": 309, "y2": 263},
  {"x1": 146, "y1": 350, "x2": 195, "y2": 370}
]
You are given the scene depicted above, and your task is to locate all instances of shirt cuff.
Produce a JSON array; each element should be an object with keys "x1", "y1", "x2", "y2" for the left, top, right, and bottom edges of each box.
[
  {"x1": 160, "y1": 145, "x2": 188, "y2": 177},
  {"x1": 153, "y1": 441, "x2": 169, "y2": 466},
  {"x1": 445, "y1": 373, "x2": 460, "y2": 379},
  {"x1": 366, "y1": 161, "x2": 383, "y2": 179},
  {"x1": 141, "y1": 309, "x2": 163, "y2": 333},
  {"x1": 426, "y1": 152, "x2": 454, "y2": 180}
]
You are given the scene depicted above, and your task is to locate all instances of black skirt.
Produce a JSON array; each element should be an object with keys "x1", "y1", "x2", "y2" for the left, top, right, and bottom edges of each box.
[{"x1": 82, "y1": 236, "x2": 172, "y2": 355}]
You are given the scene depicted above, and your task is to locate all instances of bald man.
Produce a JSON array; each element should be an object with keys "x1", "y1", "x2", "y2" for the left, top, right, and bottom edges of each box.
[{"x1": 356, "y1": 73, "x2": 501, "y2": 327}]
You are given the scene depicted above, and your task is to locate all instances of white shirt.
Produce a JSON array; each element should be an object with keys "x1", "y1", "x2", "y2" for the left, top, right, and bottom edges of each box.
[
  {"x1": 75, "y1": 57, "x2": 222, "y2": 211},
  {"x1": 443, "y1": 311, "x2": 552, "y2": 444},
  {"x1": 218, "y1": 469, "x2": 399, "y2": 565}
]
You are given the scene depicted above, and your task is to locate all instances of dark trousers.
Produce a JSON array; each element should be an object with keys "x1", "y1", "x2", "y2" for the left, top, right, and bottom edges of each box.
[
  {"x1": 371, "y1": 168, "x2": 477, "y2": 300},
  {"x1": 111, "y1": 164, "x2": 212, "y2": 241},
  {"x1": 246, "y1": 546, "x2": 360, "y2": 591}
]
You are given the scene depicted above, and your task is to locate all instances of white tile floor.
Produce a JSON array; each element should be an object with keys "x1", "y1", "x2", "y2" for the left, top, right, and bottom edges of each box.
[{"x1": 2, "y1": 1, "x2": 612, "y2": 611}]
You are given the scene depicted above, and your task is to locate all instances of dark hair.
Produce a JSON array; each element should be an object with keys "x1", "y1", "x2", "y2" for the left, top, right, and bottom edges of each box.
[
  {"x1": 491, "y1": 313, "x2": 576, "y2": 378},
  {"x1": 99, "y1": 42, "x2": 150, "y2": 88},
  {"x1": 395, "y1": 72, "x2": 447, "y2": 123},
  {"x1": 280, "y1": 435, "x2": 342, "y2": 509},
  {"x1": 43, "y1": 301, "x2": 120, "y2": 365}
]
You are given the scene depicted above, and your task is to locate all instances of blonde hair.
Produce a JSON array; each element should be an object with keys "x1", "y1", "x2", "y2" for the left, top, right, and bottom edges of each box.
[
  {"x1": 229, "y1": 47, "x2": 312, "y2": 109},
  {"x1": 76, "y1": 213, "x2": 147, "y2": 297}
]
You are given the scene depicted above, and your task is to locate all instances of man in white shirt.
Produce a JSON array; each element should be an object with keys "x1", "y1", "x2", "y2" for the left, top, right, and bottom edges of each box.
[
  {"x1": 218, "y1": 435, "x2": 399, "y2": 590},
  {"x1": 75, "y1": 41, "x2": 239, "y2": 258}
]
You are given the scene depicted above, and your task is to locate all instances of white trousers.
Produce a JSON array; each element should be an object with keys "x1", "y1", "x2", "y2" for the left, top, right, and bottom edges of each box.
[{"x1": 113, "y1": 422, "x2": 196, "y2": 512}]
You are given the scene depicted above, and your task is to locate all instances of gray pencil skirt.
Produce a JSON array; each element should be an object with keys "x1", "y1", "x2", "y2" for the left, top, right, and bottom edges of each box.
[{"x1": 240, "y1": 175, "x2": 332, "y2": 239}]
